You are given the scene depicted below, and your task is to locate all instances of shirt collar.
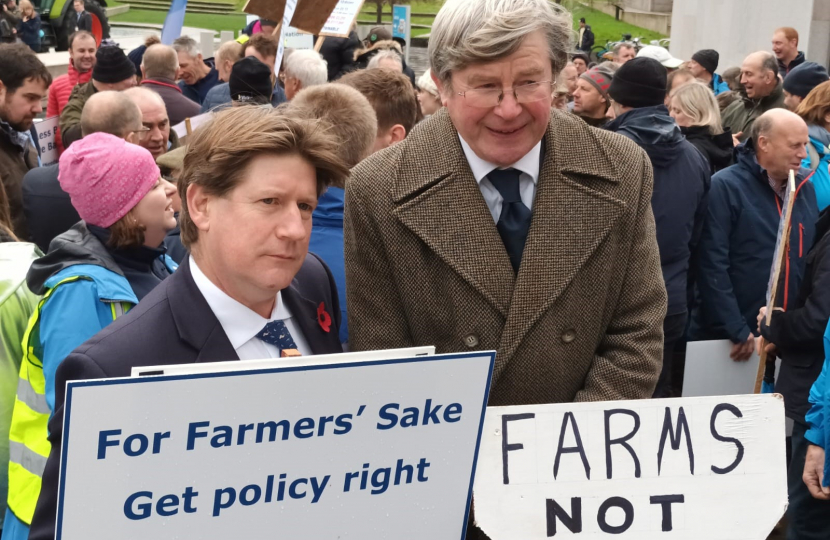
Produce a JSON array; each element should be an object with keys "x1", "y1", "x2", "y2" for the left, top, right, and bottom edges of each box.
[
  {"x1": 458, "y1": 135, "x2": 542, "y2": 184},
  {"x1": 189, "y1": 256, "x2": 293, "y2": 350}
]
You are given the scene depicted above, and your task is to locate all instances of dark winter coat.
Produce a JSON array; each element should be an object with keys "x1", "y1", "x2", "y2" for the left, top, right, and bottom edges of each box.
[
  {"x1": 690, "y1": 140, "x2": 819, "y2": 343},
  {"x1": 721, "y1": 82, "x2": 786, "y2": 143},
  {"x1": 21, "y1": 163, "x2": 81, "y2": 253},
  {"x1": 74, "y1": 10, "x2": 91, "y2": 32},
  {"x1": 17, "y1": 13, "x2": 40, "y2": 52},
  {"x1": 177, "y1": 59, "x2": 220, "y2": 105},
  {"x1": 606, "y1": 105, "x2": 710, "y2": 317},
  {"x1": 578, "y1": 25, "x2": 595, "y2": 52},
  {"x1": 681, "y1": 125, "x2": 735, "y2": 174},
  {"x1": 318, "y1": 31, "x2": 360, "y2": 81},
  {"x1": 779, "y1": 51, "x2": 806, "y2": 78},
  {"x1": 762, "y1": 208, "x2": 830, "y2": 423}
]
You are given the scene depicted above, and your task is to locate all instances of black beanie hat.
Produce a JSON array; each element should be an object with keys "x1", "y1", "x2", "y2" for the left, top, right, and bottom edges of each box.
[
  {"x1": 784, "y1": 62, "x2": 830, "y2": 98},
  {"x1": 691, "y1": 49, "x2": 719, "y2": 75},
  {"x1": 229, "y1": 56, "x2": 273, "y2": 104},
  {"x1": 608, "y1": 57, "x2": 667, "y2": 108},
  {"x1": 92, "y1": 45, "x2": 136, "y2": 84}
]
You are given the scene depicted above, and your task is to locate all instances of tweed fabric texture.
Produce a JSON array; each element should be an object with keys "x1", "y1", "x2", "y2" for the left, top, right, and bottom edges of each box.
[{"x1": 344, "y1": 108, "x2": 666, "y2": 406}]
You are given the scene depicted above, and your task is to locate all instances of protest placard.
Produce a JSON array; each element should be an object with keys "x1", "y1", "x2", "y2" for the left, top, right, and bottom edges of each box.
[
  {"x1": 284, "y1": 25, "x2": 314, "y2": 49},
  {"x1": 243, "y1": 0, "x2": 341, "y2": 35},
  {"x1": 319, "y1": 0, "x2": 364, "y2": 37},
  {"x1": 34, "y1": 117, "x2": 60, "y2": 166},
  {"x1": 474, "y1": 394, "x2": 787, "y2": 539},
  {"x1": 56, "y1": 350, "x2": 494, "y2": 539}
]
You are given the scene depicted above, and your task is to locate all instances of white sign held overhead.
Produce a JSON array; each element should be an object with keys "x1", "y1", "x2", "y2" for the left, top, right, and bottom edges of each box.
[
  {"x1": 34, "y1": 116, "x2": 60, "y2": 166},
  {"x1": 56, "y1": 351, "x2": 494, "y2": 539},
  {"x1": 284, "y1": 26, "x2": 314, "y2": 50},
  {"x1": 474, "y1": 394, "x2": 787, "y2": 539},
  {"x1": 274, "y1": 0, "x2": 298, "y2": 72},
  {"x1": 320, "y1": 0, "x2": 364, "y2": 38}
]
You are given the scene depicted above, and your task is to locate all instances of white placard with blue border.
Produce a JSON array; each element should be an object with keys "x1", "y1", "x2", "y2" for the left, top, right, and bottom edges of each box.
[{"x1": 55, "y1": 350, "x2": 495, "y2": 539}]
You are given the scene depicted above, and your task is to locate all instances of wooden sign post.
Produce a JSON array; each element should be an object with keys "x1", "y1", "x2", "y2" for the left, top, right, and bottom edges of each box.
[{"x1": 754, "y1": 170, "x2": 797, "y2": 393}]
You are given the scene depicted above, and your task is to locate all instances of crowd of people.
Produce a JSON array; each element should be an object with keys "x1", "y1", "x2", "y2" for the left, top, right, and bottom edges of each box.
[{"x1": 2, "y1": 0, "x2": 830, "y2": 538}]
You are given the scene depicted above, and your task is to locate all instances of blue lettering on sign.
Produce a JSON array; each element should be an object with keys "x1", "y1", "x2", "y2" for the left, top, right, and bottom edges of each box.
[{"x1": 376, "y1": 399, "x2": 463, "y2": 430}]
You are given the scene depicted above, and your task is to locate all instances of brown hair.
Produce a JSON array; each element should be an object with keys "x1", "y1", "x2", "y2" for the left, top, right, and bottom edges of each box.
[
  {"x1": 796, "y1": 80, "x2": 830, "y2": 127},
  {"x1": 775, "y1": 27, "x2": 799, "y2": 45},
  {"x1": 178, "y1": 107, "x2": 350, "y2": 247},
  {"x1": 107, "y1": 209, "x2": 146, "y2": 248},
  {"x1": 666, "y1": 68, "x2": 695, "y2": 97},
  {"x1": 0, "y1": 183, "x2": 16, "y2": 241},
  {"x1": 287, "y1": 84, "x2": 378, "y2": 173},
  {"x1": 244, "y1": 33, "x2": 278, "y2": 60},
  {"x1": 339, "y1": 68, "x2": 418, "y2": 134}
]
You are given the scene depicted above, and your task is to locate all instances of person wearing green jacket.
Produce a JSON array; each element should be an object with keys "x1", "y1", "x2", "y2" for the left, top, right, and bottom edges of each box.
[
  {"x1": 0, "y1": 207, "x2": 39, "y2": 537},
  {"x1": 722, "y1": 51, "x2": 786, "y2": 143}
]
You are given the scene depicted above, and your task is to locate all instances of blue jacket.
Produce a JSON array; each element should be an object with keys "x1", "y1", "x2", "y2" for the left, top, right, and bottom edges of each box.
[
  {"x1": 309, "y1": 187, "x2": 347, "y2": 344},
  {"x1": 710, "y1": 73, "x2": 730, "y2": 96},
  {"x1": 803, "y1": 124, "x2": 830, "y2": 212},
  {"x1": 805, "y1": 322, "x2": 830, "y2": 487},
  {"x1": 178, "y1": 60, "x2": 220, "y2": 105},
  {"x1": 1, "y1": 224, "x2": 176, "y2": 540},
  {"x1": 606, "y1": 105, "x2": 710, "y2": 316},
  {"x1": 691, "y1": 141, "x2": 819, "y2": 343},
  {"x1": 199, "y1": 82, "x2": 287, "y2": 113}
]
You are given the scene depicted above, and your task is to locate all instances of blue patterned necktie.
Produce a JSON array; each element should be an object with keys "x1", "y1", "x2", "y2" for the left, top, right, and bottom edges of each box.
[
  {"x1": 488, "y1": 168, "x2": 532, "y2": 273},
  {"x1": 256, "y1": 320, "x2": 298, "y2": 354}
]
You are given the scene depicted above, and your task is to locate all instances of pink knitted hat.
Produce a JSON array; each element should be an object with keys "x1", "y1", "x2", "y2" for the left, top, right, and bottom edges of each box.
[{"x1": 59, "y1": 133, "x2": 160, "y2": 228}]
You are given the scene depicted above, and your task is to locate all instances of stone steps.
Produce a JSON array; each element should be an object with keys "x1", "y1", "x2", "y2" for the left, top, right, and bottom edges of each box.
[{"x1": 124, "y1": 0, "x2": 239, "y2": 14}]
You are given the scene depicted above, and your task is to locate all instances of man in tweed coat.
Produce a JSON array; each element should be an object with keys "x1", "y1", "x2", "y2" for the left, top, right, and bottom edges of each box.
[{"x1": 344, "y1": 0, "x2": 667, "y2": 406}]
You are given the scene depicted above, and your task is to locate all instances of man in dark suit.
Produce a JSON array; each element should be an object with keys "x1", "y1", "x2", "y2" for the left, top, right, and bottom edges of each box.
[
  {"x1": 345, "y1": 0, "x2": 666, "y2": 408},
  {"x1": 28, "y1": 107, "x2": 350, "y2": 540},
  {"x1": 72, "y1": 0, "x2": 91, "y2": 32}
]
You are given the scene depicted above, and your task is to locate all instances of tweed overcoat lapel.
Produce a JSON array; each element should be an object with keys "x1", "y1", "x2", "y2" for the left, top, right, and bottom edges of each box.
[
  {"x1": 390, "y1": 110, "x2": 627, "y2": 382},
  {"x1": 391, "y1": 113, "x2": 514, "y2": 318}
]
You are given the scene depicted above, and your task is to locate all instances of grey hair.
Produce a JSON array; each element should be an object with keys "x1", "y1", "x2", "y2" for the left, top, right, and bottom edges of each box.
[
  {"x1": 760, "y1": 52, "x2": 779, "y2": 77},
  {"x1": 368, "y1": 50, "x2": 403, "y2": 72},
  {"x1": 172, "y1": 35, "x2": 200, "y2": 59},
  {"x1": 751, "y1": 113, "x2": 775, "y2": 149},
  {"x1": 284, "y1": 49, "x2": 328, "y2": 89},
  {"x1": 429, "y1": 0, "x2": 572, "y2": 88},
  {"x1": 670, "y1": 82, "x2": 723, "y2": 135},
  {"x1": 613, "y1": 42, "x2": 635, "y2": 56}
]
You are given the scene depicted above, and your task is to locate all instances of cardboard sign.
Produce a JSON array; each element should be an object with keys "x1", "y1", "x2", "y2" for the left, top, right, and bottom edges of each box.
[
  {"x1": 34, "y1": 116, "x2": 60, "y2": 166},
  {"x1": 319, "y1": 0, "x2": 364, "y2": 37},
  {"x1": 56, "y1": 351, "x2": 494, "y2": 539},
  {"x1": 171, "y1": 112, "x2": 211, "y2": 140},
  {"x1": 243, "y1": 0, "x2": 341, "y2": 35},
  {"x1": 474, "y1": 394, "x2": 787, "y2": 539}
]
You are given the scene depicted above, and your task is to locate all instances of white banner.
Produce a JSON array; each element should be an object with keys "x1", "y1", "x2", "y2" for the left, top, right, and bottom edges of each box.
[
  {"x1": 284, "y1": 25, "x2": 313, "y2": 50},
  {"x1": 474, "y1": 394, "x2": 787, "y2": 539},
  {"x1": 34, "y1": 116, "x2": 60, "y2": 166},
  {"x1": 56, "y1": 351, "x2": 494, "y2": 539}
]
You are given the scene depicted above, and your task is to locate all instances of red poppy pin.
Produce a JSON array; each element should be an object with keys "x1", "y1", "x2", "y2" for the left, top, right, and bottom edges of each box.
[{"x1": 317, "y1": 302, "x2": 332, "y2": 333}]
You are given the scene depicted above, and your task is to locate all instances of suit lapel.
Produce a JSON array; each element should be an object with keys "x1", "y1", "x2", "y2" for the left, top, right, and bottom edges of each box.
[
  {"x1": 492, "y1": 112, "x2": 628, "y2": 382},
  {"x1": 168, "y1": 258, "x2": 239, "y2": 363},
  {"x1": 391, "y1": 112, "x2": 514, "y2": 317},
  {"x1": 282, "y1": 283, "x2": 341, "y2": 355}
]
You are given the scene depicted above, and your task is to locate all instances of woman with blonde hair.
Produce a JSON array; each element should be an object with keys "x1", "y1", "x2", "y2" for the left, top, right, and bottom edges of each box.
[
  {"x1": 15, "y1": 0, "x2": 40, "y2": 52},
  {"x1": 795, "y1": 80, "x2": 830, "y2": 211},
  {"x1": 669, "y1": 81, "x2": 734, "y2": 173}
]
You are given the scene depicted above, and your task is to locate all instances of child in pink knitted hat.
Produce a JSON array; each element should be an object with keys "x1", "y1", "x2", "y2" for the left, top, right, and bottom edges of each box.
[{"x1": 5, "y1": 135, "x2": 180, "y2": 539}]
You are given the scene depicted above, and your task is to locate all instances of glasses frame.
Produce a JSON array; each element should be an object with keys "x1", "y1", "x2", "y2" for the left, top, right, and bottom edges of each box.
[{"x1": 455, "y1": 80, "x2": 555, "y2": 108}]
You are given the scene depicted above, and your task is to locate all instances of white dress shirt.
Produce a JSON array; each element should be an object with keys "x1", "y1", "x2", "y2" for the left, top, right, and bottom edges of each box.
[
  {"x1": 189, "y1": 256, "x2": 311, "y2": 360},
  {"x1": 459, "y1": 136, "x2": 542, "y2": 223}
]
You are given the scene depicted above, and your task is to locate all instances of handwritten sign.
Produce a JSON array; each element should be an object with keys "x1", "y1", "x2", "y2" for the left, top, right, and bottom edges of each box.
[
  {"x1": 34, "y1": 117, "x2": 60, "y2": 166},
  {"x1": 56, "y1": 351, "x2": 494, "y2": 539},
  {"x1": 474, "y1": 394, "x2": 787, "y2": 539},
  {"x1": 319, "y1": 0, "x2": 364, "y2": 38}
]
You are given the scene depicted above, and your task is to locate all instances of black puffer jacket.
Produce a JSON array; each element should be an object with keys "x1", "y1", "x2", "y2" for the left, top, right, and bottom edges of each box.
[{"x1": 681, "y1": 125, "x2": 735, "y2": 174}]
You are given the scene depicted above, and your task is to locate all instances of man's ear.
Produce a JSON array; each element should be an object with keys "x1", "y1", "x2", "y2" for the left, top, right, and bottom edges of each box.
[
  {"x1": 432, "y1": 71, "x2": 450, "y2": 106},
  {"x1": 0, "y1": 80, "x2": 6, "y2": 103},
  {"x1": 389, "y1": 124, "x2": 406, "y2": 145},
  {"x1": 187, "y1": 183, "x2": 212, "y2": 234}
]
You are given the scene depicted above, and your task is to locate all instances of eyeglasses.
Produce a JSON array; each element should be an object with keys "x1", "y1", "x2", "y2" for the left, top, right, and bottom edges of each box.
[
  {"x1": 131, "y1": 127, "x2": 151, "y2": 141},
  {"x1": 456, "y1": 81, "x2": 554, "y2": 108}
]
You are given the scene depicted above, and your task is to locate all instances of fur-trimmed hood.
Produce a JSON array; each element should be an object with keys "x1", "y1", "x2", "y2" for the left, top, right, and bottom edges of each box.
[{"x1": 354, "y1": 39, "x2": 403, "y2": 63}]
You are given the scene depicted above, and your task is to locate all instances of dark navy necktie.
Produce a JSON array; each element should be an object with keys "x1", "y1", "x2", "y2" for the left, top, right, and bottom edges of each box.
[
  {"x1": 256, "y1": 320, "x2": 298, "y2": 354},
  {"x1": 488, "y1": 168, "x2": 531, "y2": 273}
]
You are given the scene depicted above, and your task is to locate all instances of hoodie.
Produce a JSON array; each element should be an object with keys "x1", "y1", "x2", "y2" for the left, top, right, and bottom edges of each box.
[
  {"x1": 606, "y1": 105, "x2": 711, "y2": 316},
  {"x1": 681, "y1": 125, "x2": 735, "y2": 174},
  {"x1": 309, "y1": 187, "x2": 348, "y2": 345}
]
